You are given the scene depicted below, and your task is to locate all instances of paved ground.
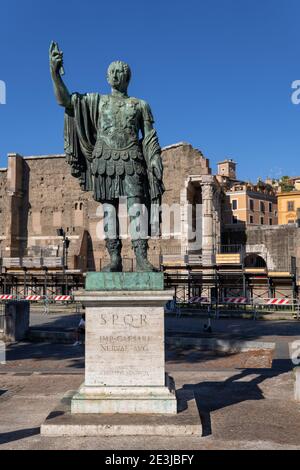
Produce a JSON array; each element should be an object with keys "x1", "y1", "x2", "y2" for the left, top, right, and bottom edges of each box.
[
  {"x1": 29, "y1": 306, "x2": 300, "y2": 343},
  {"x1": 0, "y1": 308, "x2": 299, "y2": 450},
  {"x1": 0, "y1": 369, "x2": 299, "y2": 450}
]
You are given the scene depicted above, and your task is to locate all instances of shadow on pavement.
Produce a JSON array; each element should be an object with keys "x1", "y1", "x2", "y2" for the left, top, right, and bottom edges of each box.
[
  {"x1": 30, "y1": 313, "x2": 81, "y2": 331},
  {"x1": 0, "y1": 427, "x2": 40, "y2": 445},
  {"x1": 178, "y1": 367, "x2": 292, "y2": 437},
  {"x1": 3, "y1": 342, "x2": 85, "y2": 370}
]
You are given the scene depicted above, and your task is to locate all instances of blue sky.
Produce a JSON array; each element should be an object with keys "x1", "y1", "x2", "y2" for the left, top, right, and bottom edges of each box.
[{"x1": 0, "y1": 0, "x2": 300, "y2": 181}]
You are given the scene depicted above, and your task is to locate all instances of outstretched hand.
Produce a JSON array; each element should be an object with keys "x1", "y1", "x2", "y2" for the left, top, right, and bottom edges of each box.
[{"x1": 49, "y1": 41, "x2": 64, "y2": 75}]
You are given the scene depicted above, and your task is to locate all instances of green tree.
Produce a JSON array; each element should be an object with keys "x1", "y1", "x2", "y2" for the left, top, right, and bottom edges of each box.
[{"x1": 280, "y1": 176, "x2": 294, "y2": 193}]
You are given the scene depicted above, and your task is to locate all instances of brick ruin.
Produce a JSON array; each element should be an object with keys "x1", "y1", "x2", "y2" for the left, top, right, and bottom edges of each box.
[{"x1": 0, "y1": 143, "x2": 220, "y2": 270}]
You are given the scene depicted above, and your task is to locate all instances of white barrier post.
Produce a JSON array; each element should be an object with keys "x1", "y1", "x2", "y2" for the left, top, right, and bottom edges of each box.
[
  {"x1": 252, "y1": 298, "x2": 257, "y2": 321},
  {"x1": 75, "y1": 302, "x2": 81, "y2": 314},
  {"x1": 43, "y1": 297, "x2": 49, "y2": 315}
]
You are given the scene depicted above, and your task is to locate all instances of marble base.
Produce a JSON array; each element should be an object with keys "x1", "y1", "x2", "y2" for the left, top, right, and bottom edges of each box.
[
  {"x1": 41, "y1": 390, "x2": 201, "y2": 437},
  {"x1": 71, "y1": 375, "x2": 177, "y2": 414},
  {"x1": 72, "y1": 283, "x2": 176, "y2": 415}
]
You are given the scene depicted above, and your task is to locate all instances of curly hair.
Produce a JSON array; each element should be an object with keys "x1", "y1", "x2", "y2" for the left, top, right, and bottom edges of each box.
[{"x1": 107, "y1": 61, "x2": 131, "y2": 84}]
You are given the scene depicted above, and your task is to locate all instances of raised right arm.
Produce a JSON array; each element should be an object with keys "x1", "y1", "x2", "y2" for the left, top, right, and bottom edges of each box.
[{"x1": 49, "y1": 41, "x2": 72, "y2": 109}]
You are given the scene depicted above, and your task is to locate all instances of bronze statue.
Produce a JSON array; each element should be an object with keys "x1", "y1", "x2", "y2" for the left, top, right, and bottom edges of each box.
[{"x1": 49, "y1": 42, "x2": 164, "y2": 272}]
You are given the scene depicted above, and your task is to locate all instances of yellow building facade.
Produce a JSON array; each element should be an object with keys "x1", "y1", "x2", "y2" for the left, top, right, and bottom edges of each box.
[{"x1": 277, "y1": 191, "x2": 300, "y2": 225}]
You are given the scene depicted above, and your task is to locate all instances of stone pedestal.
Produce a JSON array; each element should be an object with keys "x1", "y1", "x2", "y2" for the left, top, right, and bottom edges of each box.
[
  {"x1": 0, "y1": 301, "x2": 29, "y2": 342},
  {"x1": 71, "y1": 273, "x2": 177, "y2": 415}
]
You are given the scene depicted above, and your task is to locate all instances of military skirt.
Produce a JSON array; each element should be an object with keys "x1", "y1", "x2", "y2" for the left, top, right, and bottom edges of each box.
[{"x1": 91, "y1": 141, "x2": 148, "y2": 202}]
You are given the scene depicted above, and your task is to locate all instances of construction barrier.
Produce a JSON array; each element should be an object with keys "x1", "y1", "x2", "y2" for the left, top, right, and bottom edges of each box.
[
  {"x1": 264, "y1": 298, "x2": 291, "y2": 305},
  {"x1": 0, "y1": 295, "x2": 74, "y2": 302},
  {"x1": 188, "y1": 296, "x2": 210, "y2": 304},
  {"x1": 223, "y1": 297, "x2": 249, "y2": 304},
  {"x1": 25, "y1": 295, "x2": 42, "y2": 301},
  {"x1": 53, "y1": 295, "x2": 72, "y2": 301}
]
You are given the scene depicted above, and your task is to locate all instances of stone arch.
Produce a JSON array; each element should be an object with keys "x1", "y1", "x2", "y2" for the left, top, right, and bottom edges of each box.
[
  {"x1": 244, "y1": 253, "x2": 267, "y2": 268},
  {"x1": 245, "y1": 244, "x2": 275, "y2": 270}
]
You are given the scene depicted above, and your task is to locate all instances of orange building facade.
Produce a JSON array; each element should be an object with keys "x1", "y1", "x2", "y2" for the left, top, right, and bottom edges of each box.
[{"x1": 223, "y1": 183, "x2": 278, "y2": 227}]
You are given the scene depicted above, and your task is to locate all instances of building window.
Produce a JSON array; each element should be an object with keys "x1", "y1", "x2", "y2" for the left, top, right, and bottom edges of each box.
[
  {"x1": 249, "y1": 215, "x2": 254, "y2": 224},
  {"x1": 269, "y1": 218, "x2": 273, "y2": 225},
  {"x1": 269, "y1": 202, "x2": 272, "y2": 213},
  {"x1": 288, "y1": 219, "x2": 295, "y2": 224},
  {"x1": 249, "y1": 199, "x2": 254, "y2": 211},
  {"x1": 260, "y1": 201, "x2": 265, "y2": 213},
  {"x1": 287, "y1": 201, "x2": 295, "y2": 212},
  {"x1": 260, "y1": 217, "x2": 264, "y2": 225},
  {"x1": 232, "y1": 199, "x2": 238, "y2": 210},
  {"x1": 232, "y1": 216, "x2": 238, "y2": 224}
]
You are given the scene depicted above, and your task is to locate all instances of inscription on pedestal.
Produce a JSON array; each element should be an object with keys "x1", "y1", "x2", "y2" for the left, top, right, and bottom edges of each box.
[{"x1": 86, "y1": 306, "x2": 165, "y2": 387}]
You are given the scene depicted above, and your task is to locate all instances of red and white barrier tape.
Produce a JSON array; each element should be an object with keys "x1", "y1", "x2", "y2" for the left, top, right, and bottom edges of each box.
[
  {"x1": 54, "y1": 295, "x2": 72, "y2": 301},
  {"x1": 223, "y1": 297, "x2": 248, "y2": 304},
  {"x1": 25, "y1": 295, "x2": 42, "y2": 301},
  {"x1": 265, "y1": 298, "x2": 291, "y2": 305},
  {"x1": 188, "y1": 296, "x2": 210, "y2": 304}
]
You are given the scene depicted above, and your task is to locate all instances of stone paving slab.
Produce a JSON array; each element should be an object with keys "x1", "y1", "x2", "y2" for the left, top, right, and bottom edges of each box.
[
  {"x1": 0, "y1": 369, "x2": 299, "y2": 449},
  {"x1": 0, "y1": 342, "x2": 275, "y2": 374},
  {"x1": 41, "y1": 389, "x2": 201, "y2": 437}
]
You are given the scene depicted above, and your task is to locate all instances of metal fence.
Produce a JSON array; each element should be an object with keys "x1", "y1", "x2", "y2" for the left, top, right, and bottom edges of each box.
[
  {"x1": 217, "y1": 244, "x2": 244, "y2": 254},
  {"x1": 169, "y1": 295, "x2": 300, "y2": 319}
]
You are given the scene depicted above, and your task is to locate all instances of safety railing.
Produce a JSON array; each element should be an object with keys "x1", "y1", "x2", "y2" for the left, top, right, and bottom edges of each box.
[
  {"x1": 0, "y1": 294, "x2": 74, "y2": 304},
  {"x1": 167, "y1": 296, "x2": 300, "y2": 320}
]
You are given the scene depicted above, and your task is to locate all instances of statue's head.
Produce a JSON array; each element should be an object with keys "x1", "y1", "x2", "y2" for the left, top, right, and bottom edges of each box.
[{"x1": 107, "y1": 61, "x2": 131, "y2": 93}]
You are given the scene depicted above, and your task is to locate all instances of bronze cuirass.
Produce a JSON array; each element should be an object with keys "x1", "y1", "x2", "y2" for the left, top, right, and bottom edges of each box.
[{"x1": 97, "y1": 95, "x2": 140, "y2": 150}]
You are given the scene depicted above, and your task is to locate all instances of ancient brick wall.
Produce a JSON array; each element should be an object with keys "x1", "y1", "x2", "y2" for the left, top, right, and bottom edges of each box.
[
  {"x1": 246, "y1": 225, "x2": 300, "y2": 273},
  {"x1": 162, "y1": 143, "x2": 210, "y2": 205},
  {"x1": 1, "y1": 143, "x2": 211, "y2": 269},
  {"x1": 0, "y1": 169, "x2": 8, "y2": 254},
  {"x1": 23, "y1": 155, "x2": 99, "y2": 268},
  {"x1": 158, "y1": 143, "x2": 211, "y2": 256}
]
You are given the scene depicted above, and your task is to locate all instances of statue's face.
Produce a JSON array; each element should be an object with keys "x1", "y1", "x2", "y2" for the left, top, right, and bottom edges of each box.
[{"x1": 107, "y1": 62, "x2": 130, "y2": 92}]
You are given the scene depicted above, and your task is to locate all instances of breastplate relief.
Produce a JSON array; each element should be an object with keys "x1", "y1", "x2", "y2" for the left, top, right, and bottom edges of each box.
[{"x1": 99, "y1": 96, "x2": 140, "y2": 150}]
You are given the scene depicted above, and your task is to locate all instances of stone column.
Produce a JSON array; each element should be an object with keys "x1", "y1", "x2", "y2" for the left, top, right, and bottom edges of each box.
[
  {"x1": 201, "y1": 180, "x2": 216, "y2": 266},
  {"x1": 180, "y1": 179, "x2": 190, "y2": 256},
  {"x1": 214, "y1": 188, "x2": 222, "y2": 248},
  {"x1": 7, "y1": 154, "x2": 25, "y2": 257}
]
